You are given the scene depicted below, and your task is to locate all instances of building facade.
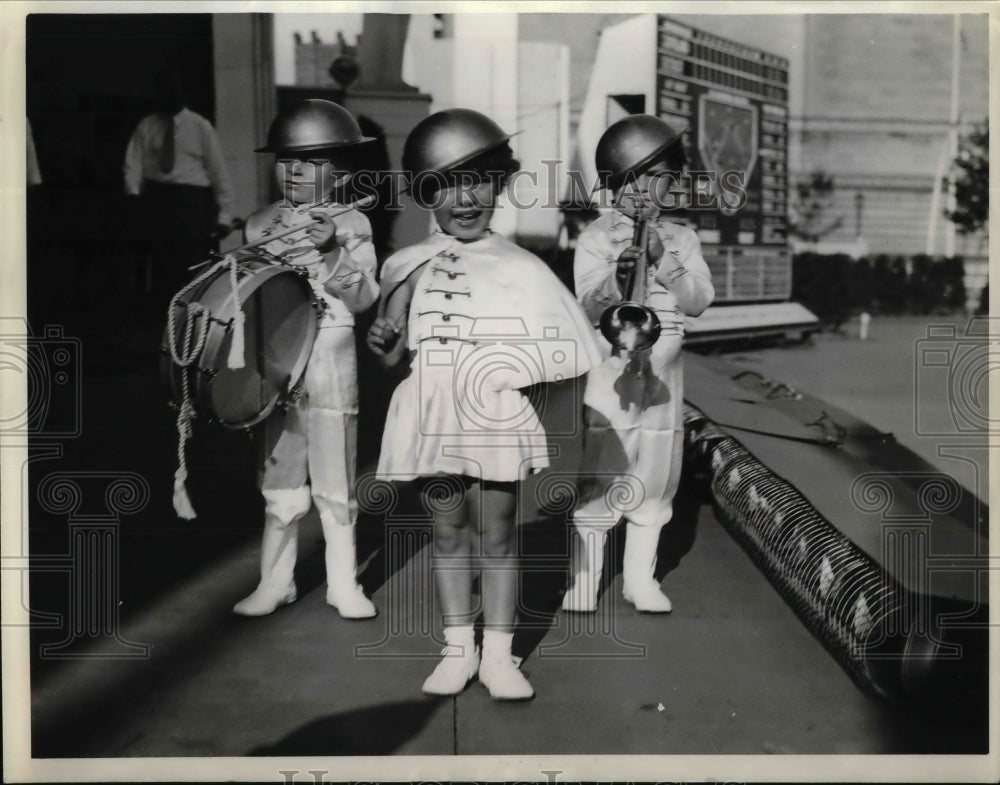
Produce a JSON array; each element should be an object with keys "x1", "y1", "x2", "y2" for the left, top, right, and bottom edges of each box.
[
  {"x1": 23, "y1": 12, "x2": 990, "y2": 297},
  {"x1": 553, "y1": 12, "x2": 989, "y2": 262}
]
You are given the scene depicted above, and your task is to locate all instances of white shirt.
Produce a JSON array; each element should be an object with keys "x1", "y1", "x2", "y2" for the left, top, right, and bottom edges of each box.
[
  {"x1": 123, "y1": 107, "x2": 234, "y2": 225},
  {"x1": 244, "y1": 201, "x2": 378, "y2": 328}
]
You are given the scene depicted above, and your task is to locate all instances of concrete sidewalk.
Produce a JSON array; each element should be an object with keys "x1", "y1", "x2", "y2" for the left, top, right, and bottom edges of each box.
[{"x1": 30, "y1": 499, "x2": 985, "y2": 758}]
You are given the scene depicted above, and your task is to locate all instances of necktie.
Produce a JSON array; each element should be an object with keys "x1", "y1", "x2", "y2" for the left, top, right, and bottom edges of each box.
[{"x1": 159, "y1": 114, "x2": 175, "y2": 174}]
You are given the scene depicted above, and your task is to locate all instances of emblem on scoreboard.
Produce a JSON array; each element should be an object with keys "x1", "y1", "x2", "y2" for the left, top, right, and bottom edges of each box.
[{"x1": 697, "y1": 93, "x2": 758, "y2": 185}]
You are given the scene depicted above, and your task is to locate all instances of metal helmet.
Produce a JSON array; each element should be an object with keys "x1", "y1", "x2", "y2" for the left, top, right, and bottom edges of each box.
[
  {"x1": 402, "y1": 108, "x2": 512, "y2": 178},
  {"x1": 256, "y1": 99, "x2": 374, "y2": 154},
  {"x1": 594, "y1": 114, "x2": 684, "y2": 189}
]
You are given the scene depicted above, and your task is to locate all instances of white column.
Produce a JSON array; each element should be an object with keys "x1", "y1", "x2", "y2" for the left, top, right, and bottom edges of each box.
[
  {"x1": 453, "y1": 13, "x2": 519, "y2": 237},
  {"x1": 213, "y1": 13, "x2": 275, "y2": 246},
  {"x1": 559, "y1": 43, "x2": 570, "y2": 185}
]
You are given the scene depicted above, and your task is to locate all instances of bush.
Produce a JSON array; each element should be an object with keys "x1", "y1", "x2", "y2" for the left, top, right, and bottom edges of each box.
[
  {"x1": 793, "y1": 252, "x2": 969, "y2": 325},
  {"x1": 871, "y1": 255, "x2": 908, "y2": 314},
  {"x1": 846, "y1": 256, "x2": 873, "y2": 314},
  {"x1": 906, "y1": 255, "x2": 967, "y2": 314},
  {"x1": 907, "y1": 254, "x2": 937, "y2": 314},
  {"x1": 942, "y1": 257, "x2": 967, "y2": 311},
  {"x1": 792, "y1": 252, "x2": 853, "y2": 329}
]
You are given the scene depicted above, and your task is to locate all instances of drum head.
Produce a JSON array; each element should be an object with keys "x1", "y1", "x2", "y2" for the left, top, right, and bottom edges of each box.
[
  {"x1": 210, "y1": 270, "x2": 317, "y2": 428},
  {"x1": 162, "y1": 259, "x2": 319, "y2": 429}
]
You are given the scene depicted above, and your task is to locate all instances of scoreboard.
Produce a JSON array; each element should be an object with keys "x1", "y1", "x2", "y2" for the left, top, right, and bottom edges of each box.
[{"x1": 656, "y1": 16, "x2": 791, "y2": 302}]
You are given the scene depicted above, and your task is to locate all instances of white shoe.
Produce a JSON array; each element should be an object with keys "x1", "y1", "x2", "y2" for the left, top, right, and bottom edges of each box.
[
  {"x1": 561, "y1": 580, "x2": 598, "y2": 613},
  {"x1": 233, "y1": 583, "x2": 297, "y2": 616},
  {"x1": 422, "y1": 643, "x2": 480, "y2": 696},
  {"x1": 479, "y1": 629, "x2": 534, "y2": 700},
  {"x1": 562, "y1": 573, "x2": 601, "y2": 613},
  {"x1": 561, "y1": 525, "x2": 606, "y2": 613},
  {"x1": 479, "y1": 653, "x2": 535, "y2": 700},
  {"x1": 622, "y1": 580, "x2": 673, "y2": 613},
  {"x1": 326, "y1": 583, "x2": 377, "y2": 619},
  {"x1": 621, "y1": 521, "x2": 673, "y2": 613}
]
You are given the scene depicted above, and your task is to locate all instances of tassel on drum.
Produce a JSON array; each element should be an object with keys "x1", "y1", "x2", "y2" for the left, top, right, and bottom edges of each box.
[
  {"x1": 225, "y1": 254, "x2": 246, "y2": 370},
  {"x1": 172, "y1": 466, "x2": 197, "y2": 520},
  {"x1": 227, "y1": 308, "x2": 246, "y2": 370}
]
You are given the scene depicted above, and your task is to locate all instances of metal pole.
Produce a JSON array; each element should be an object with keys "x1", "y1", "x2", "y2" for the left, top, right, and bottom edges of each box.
[
  {"x1": 945, "y1": 15, "x2": 961, "y2": 258},
  {"x1": 927, "y1": 147, "x2": 944, "y2": 255}
]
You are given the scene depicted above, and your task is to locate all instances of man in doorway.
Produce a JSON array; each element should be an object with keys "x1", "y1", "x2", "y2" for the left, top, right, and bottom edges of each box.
[{"x1": 123, "y1": 66, "x2": 237, "y2": 312}]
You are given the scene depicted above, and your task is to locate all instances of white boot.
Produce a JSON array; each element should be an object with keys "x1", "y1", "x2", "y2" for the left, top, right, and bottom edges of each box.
[
  {"x1": 233, "y1": 520, "x2": 300, "y2": 616},
  {"x1": 479, "y1": 629, "x2": 534, "y2": 701},
  {"x1": 321, "y1": 515, "x2": 377, "y2": 619},
  {"x1": 561, "y1": 525, "x2": 606, "y2": 613},
  {"x1": 233, "y1": 487, "x2": 310, "y2": 617},
  {"x1": 422, "y1": 625, "x2": 480, "y2": 696},
  {"x1": 621, "y1": 521, "x2": 673, "y2": 613}
]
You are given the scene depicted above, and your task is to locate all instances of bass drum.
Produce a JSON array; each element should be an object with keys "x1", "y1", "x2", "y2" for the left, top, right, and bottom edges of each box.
[{"x1": 161, "y1": 255, "x2": 320, "y2": 429}]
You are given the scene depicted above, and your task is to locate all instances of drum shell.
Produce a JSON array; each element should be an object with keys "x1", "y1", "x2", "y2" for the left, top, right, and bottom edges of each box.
[{"x1": 161, "y1": 256, "x2": 320, "y2": 429}]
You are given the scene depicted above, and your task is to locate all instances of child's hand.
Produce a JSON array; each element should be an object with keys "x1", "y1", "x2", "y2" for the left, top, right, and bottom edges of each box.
[
  {"x1": 653, "y1": 243, "x2": 685, "y2": 289},
  {"x1": 308, "y1": 212, "x2": 338, "y2": 252},
  {"x1": 618, "y1": 232, "x2": 664, "y2": 268},
  {"x1": 646, "y1": 229, "x2": 664, "y2": 264},
  {"x1": 616, "y1": 246, "x2": 641, "y2": 291},
  {"x1": 366, "y1": 316, "x2": 403, "y2": 357},
  {"x1": 616, "y1": 229, "x2": 665, "y2": 289},
  {"x1": 616, "y1": 246, "x2": 641, "y2": 273},
  {"x1": 654, "y1": 256, "x2": 685, "y2": 289}
]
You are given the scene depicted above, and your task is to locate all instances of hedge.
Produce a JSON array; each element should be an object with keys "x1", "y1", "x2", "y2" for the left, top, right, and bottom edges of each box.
[
  {"x1": 520, "y1": 241, "x2": 975, "y2": 330},
  {"x1": 976, "y1": 283, "x2": 989, "y2": 316},
  {"x1": 792, "y1": 253, "x2": 969, "y2": 328}
]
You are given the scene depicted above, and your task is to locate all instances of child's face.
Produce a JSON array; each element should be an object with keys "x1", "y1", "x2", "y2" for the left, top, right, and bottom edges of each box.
[
  {"x1": 615, "y1": 161, "x2": 675, "y2": 221},
  {"x1": 432, "y1": 180, "x2": 496, "y2": 241},
  {"x1": 275, "y1": 154, "x2": 351, "y2": 205}
]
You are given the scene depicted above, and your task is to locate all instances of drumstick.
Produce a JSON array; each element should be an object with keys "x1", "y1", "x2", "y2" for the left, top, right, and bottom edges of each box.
[
  {"x1": 188, "y1": 195, "x2": 377, "y2": 270},
  {"x1": 241, "y1": 194, "x2": 377, "y2": 251}
]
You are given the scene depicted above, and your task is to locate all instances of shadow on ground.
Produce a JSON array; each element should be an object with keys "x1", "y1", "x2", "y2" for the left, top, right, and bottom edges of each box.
[{"x1": 249, "y1": 698, "x2": 448, "y2": 756}]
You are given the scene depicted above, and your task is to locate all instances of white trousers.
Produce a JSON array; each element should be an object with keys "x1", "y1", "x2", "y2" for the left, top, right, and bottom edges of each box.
[
  {"x1": 260, "y1": 324, "x2": 358, "y2": 527},
  {"x1": 573, "y1": 331, "x2": 684, "y2": 530}
]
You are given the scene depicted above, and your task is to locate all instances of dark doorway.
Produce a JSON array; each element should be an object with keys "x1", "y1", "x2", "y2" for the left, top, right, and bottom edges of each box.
[
  {"x1": 26, "y1": 13, "x2": 215, "y2": 329},
  {"x1": 24, "y1": 14, "x2": 250, "y2": 695}
]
